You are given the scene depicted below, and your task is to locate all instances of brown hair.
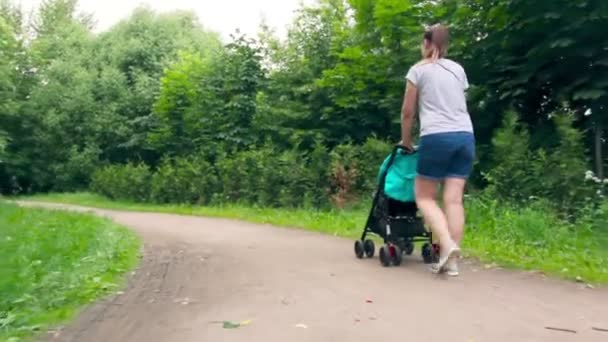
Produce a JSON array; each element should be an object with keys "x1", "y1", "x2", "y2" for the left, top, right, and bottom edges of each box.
[{"x1": 422, "y1": 24, "x2": 449, "y2": 61}]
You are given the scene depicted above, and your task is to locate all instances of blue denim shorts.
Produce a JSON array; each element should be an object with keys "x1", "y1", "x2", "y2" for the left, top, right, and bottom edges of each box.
[{"x1": 417, "y1": 131, "x2": 475, "y2": 180}]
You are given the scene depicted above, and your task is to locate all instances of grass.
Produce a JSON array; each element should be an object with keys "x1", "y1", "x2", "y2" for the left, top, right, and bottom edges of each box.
[
  {"x1": 0, "y1": 202, "x2": 140, "y2": 341},
  {"x1": 22, "y1": 192, "x2": 608, "y2": 284}
]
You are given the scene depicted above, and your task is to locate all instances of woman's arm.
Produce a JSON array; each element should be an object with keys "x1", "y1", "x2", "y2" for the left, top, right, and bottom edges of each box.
[{"x1": 400, "y1": 80, "x2": 418, "y2": 149}]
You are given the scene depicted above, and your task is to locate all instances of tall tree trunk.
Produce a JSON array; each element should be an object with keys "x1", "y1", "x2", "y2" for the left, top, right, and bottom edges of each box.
[{"x1": 595, "y1": 123, "x2": 604, "y2": 179}]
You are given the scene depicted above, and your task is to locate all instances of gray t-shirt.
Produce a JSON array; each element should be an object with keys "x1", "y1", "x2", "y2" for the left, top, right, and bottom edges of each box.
[{"x1": 405, "y1": 58, "x2": 473, "y2": 136}]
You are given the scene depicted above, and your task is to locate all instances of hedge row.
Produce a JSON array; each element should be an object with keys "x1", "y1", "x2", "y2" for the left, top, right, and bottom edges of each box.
[{"x1": 91, "y1": 139, "x2": 393, "y2": 208}]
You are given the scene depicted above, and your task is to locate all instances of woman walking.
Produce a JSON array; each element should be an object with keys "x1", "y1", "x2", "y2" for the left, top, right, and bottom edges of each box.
[{"x1": 400, "y1": 24, "x2": 475, "y2": 276}]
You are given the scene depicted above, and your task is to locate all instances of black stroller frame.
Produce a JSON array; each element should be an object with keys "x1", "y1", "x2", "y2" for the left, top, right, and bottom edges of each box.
[{"x1": 354, "y1": 146, "x2": 439, "y2": 267}]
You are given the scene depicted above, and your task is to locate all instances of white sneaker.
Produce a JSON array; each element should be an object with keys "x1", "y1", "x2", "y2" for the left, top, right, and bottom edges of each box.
[
  {"x1": 430, "y1": 244, "x2": 461, "y2": 274},
  {"x1": 446, "y1": 258, "x2": 459, "y2": 276}
]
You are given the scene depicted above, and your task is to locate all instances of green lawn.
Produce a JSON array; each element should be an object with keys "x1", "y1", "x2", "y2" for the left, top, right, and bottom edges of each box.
[
  {"x1": 21, "y1": 192, "x2": 608, "y2": 285},
  {"x1": 0, "y1": 202, "x2": 140, "y2": 341}
]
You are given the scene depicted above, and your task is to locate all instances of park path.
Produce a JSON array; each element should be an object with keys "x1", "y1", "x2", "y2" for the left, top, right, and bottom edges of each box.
[{"x1": 21, "y1": 202, "x2": 608, "y2": 342}]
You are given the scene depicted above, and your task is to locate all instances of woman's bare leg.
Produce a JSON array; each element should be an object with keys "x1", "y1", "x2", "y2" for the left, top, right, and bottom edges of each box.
[
  {"x1": 443, "y1": 177, "x2": 467, "y2": 244},
  {"x1": 415, "y1": 177, "x2": 455, "y2": 256}
]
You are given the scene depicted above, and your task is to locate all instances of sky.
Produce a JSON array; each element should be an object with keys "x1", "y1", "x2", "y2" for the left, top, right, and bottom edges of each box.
[{"x1": 17, "y1": 0, "x2": 313, "y2": 39}]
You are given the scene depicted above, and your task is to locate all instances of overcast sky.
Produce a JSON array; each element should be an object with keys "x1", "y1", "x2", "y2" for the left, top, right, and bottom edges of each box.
[{"x1": 18, "y1": 0, "x2": 312, "y2": 39}]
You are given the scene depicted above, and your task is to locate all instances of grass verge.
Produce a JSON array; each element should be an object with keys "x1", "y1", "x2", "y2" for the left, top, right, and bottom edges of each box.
[
  {"x1": 21, "y1": 192, "x2": 608, "y2": 284},
  {"x1": 0, "y1": 201, "x2": 140, "y2": 341}
]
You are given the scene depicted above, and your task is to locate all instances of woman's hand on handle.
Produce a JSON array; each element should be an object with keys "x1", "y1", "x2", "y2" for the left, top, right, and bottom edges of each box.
[{"x1": 398, "y1": 140, "x2": 414, "y2": 152}]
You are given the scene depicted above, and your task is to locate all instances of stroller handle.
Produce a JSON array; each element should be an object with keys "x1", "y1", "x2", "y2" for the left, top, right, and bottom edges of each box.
[{"x1": 394, "y1": 144, "x2": 417, "y2": 154}]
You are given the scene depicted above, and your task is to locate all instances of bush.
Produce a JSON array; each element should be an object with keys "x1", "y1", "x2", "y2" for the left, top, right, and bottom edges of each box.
[
  {"x1": 484, "y1": 111, "x2": 537, "y2": 201},
  {"x1": 357, "y1": 137, "x2": 392, "y2": 195},
  {"x1": 328, "y1": 143, "x2": 360, "y2": 208},
  {"x1": 52, "y1": 145, "x2": 102, "y2": 192},
  {"x1": 214, "y1": 149, "x2": 264, "y2": 205},
  {"x1": 91, "y1": 163, "x2": 151, "y2": 202},
  {"x1": 150, "y1": 155, "x2": 218, "y2": 205},
  {"x1": 213, "y1": 146, "x2": 313, "y2": 207},
  {"x1": 304, "y1": 141, "x2": 331, "y2": 208},
  {"x1": 86, "y1": 138, "x2": 394, "y2": 209},
  {"x1": 485, "y1": 109, "x2": 596, "y2": 215},
  {"x1": 274, "y1": 149, "x2": 313, "y2": 207}
]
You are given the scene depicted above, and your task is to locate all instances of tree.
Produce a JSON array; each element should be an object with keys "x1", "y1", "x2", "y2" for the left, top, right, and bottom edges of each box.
[
  {"x1": 151, "y1": 34, "x2": 264, "y2": 157},
  {"x1": 256, "y1": 0, "x2": 353, "y2": 149},
  {"x1": 446, "y1": 0, "x2": 608, "y2": 175},
  {"x1": 89, "y1": 7, "x2": 222, "y2": 164}
]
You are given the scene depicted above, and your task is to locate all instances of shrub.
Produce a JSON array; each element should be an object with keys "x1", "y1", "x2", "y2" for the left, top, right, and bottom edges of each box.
[
  {"x1": 304, "y1": 141, "x2": 331, "y2": 208},
  {"x1": 213, "y1": 145, "x2": 311, "y2": 207},
  {"x1": 357, "y1": 137, "x2": 392, "y2": 195},
  {"x1": 545, "y1": 111, "x2": 592, "y2": 212},
  {"x1": 485, "y1": 109, "x2": 595, "y2": 215},
  {"x1": 484, "y1": 111, "x2": 537, "y2": 201},
  {"x1": 328, "y1": 143, "x2": 360, "y2": 208},
  {"x1": 91, "y1": 163, "x2": 151, "y2": 202},
  {"x1": 214, "y1": 149, "x2": 264, "y2": 205},
  {"x1": 149, "y1": 155, "x2": 218, "y2": 205},
  {"x1": 274, "y1": 149, "x2": 313, "y2": 207},
  {"x1": 52, "y1": 145, "x2": 101, "y2": 192}
]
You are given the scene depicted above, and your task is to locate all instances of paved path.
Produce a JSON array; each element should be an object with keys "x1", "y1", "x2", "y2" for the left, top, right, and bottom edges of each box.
[{"x1": 23, "y1": 203, "x2": 608, "y2": 342}]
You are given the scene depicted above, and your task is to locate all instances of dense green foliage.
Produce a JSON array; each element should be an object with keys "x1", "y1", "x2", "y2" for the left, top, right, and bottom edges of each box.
[
  {"x1": 1, "y1": 0, "x2": 607, "y2": 218},
  {"x1": 0, "y1": 202, "x2": 139, "y2": 340}
]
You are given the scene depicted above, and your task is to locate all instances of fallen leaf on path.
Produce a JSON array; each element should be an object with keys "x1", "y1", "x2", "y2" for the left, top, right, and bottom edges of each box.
[
  {"x1": 366, "y1": 299, "x2": 373, "y2": 303},
  {"x1": 295, "y1": 323, "x2": 308, "y2": 329},
  {"x1": 211, "y1": 319, "x2": 252, "y2": 329},
  {"x1": 586, "y1": 283, "x2": 595, "y2": 289},
  {"x1": 369, "y1": 316, "x2": 377, "y2": 321},
  {"x1": 592, "y1": 327, "x2": 608, "y2": 332},
  {"x1": 223, "y1": 321, "x2": 241, "y2": 329}
]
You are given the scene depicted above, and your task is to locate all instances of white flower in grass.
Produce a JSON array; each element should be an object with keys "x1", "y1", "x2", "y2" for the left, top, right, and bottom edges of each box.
[
  {"x1": 585, "y1": 170, "x2": 594, "y2": 180},
  {"x1": 603, "y1": 179, "x2": 608, "y2": 184}
]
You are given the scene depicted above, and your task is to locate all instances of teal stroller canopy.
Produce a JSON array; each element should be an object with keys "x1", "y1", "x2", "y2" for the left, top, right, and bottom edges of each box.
[{"x1": 377, "y1": 147, "x2": 418, "y2": 203}]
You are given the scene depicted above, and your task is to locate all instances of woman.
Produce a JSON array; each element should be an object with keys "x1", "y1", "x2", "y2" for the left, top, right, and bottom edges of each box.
[{"x1": 400, "y1": 24, "x2": 475, "y2": 276}]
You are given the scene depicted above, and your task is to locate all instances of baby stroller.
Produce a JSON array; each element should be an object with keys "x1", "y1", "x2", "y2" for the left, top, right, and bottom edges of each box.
[{"x1": 354, "y1": 145, "x2": 439, "y2": 267}]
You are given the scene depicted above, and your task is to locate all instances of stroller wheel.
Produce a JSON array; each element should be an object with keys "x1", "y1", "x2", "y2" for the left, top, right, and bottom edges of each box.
[
  {"x1": 391, "y1": 245, "x2": 403, "y2": 266},
  {"x1": 404, "y1": 241, "x2": 415, "y2": 255},
  {"x1": 363, "y1": 240, "x2": 375, "y2": 258},
  {"x1": 354, "y1": 240, "x2": 365, "y2": 259},
  {"x1": 379, "y1": 246, "x2": 391, "y2": 267},
  {"x1": 422, "y1": 243, "x2": 438, "y2": 264}
]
